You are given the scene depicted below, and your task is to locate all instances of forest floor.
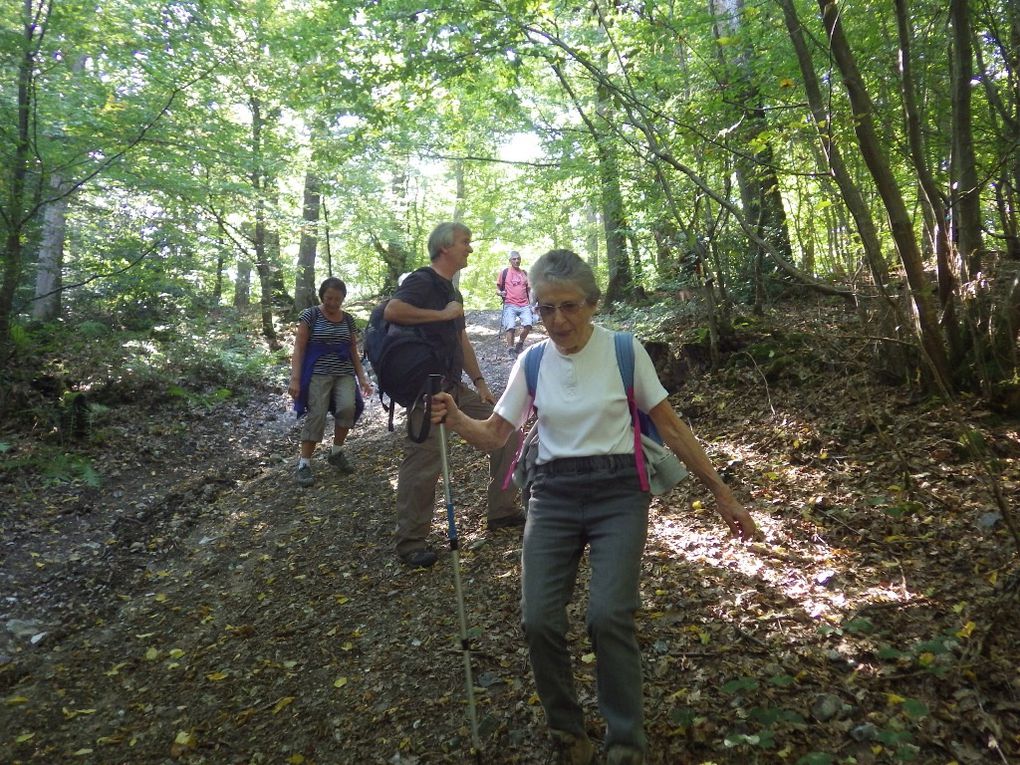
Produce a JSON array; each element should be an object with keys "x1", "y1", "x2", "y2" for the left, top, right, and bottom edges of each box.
[{"x1": 1, "y1": 305, "x2": 1019, "y2": 765}]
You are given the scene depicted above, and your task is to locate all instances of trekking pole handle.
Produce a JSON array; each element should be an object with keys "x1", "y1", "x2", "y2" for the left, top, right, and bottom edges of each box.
[
  {"x1": 431, "y1": 373, "x2": 453, "y2": 509},
  {"x1": 428, "y1": 374, "x2": 447, "y2": 424}
]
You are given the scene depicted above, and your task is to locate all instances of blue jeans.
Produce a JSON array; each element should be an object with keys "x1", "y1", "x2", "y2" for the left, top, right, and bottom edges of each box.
[{"x1": 521, "y1": 455, "x2": 649, "y2": 752}]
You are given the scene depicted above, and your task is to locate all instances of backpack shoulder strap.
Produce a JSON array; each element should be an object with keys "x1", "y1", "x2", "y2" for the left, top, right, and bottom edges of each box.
[
  {"x1": 614, "y1": 331, "x2": 651, "y2": 492},
  {"x1": 613, "y1": 331, "x2": 635, "y2": 390},
  {"x1": 501, "y1": 340, "x2": 548, "y2": 491},
  {"x1": 422, "y1": 266, "x2": 457, "y2": 309},
  {"x1": 523, "y1": 340, "x2": 547, "y2": 397},
  {"x1": 498, "y1": 268, "x2": 508, "y2": 291}
]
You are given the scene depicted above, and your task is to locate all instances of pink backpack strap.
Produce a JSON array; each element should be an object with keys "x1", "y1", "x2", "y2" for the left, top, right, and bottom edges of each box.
[{"x1": 627, "y1": 391, "x2": 651, "y2": 492}]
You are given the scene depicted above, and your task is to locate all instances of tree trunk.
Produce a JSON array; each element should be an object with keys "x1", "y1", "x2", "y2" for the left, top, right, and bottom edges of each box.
[
  {"x1": 213, "y1": 221, "x2": 226, "y2": 302},
  {"x1": 894, "y1": 0, "x2": 953, "y2": 292},
  {"x1": 322, "y1": 198, "x2": 333, "y2": 277},
  {"x1": 586, "y1": 204, "x2": 600, "y2": 272},
  {"x1": 653, "y1": 218, "x2": 679, "y2": 281},
  {"x1": 267, "y1": 227, "x2": 290, "y2": 307},
  {"x1": 294, "y1": 169, "x2": 320, "y2": 313},
  {"x1": 950, "y1": 0, "x2": 984, "y2": 279},
  {"x1": 951, "y1": 0, "x2": 1006, "y2": 386},
  {"x1": 31, "y1": 171, "x2": 71, "y2": 321},
  {"x1": 710, "y1": 0, "x2": 795, "y2": 308},
  {"x1": 30, "y1": 53, "x2": 86, "y2": 323},
  {"x1": 599, "y1": 150, "x2": 630, "y2": 304},
  {"x1": 234, "y1": 259, "x2": 251, "y2": 308},
  {"x1": 453, "y1": 160, "x2": 466, "y2": 223},
  {"x1": 778, "y1": 0, "x2": 888, "y2": 289},
  {"x1": 249, "y1": 95, "x2": 277, "y2": 344},
  {"x1": 0, "y1": 0, "x2": 37, "y2": 365},
  {"x1": 596, "y1": 65, "x2": 632, "y2": 304},
  {"x1": 370, "y1": 235, "x2": 409, "y2": 292},
  {"x1": 816, "y1": 0, "x2": 953, "y2": 392},
  {"x1": 253, "y1": 218, "x2": 276, "y2": 341},
  {"x1": 974, "y1": 0, "x2": 1018, "y2": 261}
]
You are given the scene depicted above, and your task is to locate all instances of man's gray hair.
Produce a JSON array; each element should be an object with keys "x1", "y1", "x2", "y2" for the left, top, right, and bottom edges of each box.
[
  {"x1": 427, "y1": 222, "x2": 472, "y2": 261},
  {"x1": 529, "y1": 249, "x2": 601, "y2": 304}
]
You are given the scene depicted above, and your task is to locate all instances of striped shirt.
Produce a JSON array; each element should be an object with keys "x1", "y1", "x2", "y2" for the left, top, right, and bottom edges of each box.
[{"x1": 299, "y1": 306, "x2": 356, "y2": 377}]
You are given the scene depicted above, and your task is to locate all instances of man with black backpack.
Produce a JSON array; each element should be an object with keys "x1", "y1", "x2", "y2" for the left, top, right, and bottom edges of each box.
[{"x1": 384, "y1": 222, "x2": 524, "y2": 567}]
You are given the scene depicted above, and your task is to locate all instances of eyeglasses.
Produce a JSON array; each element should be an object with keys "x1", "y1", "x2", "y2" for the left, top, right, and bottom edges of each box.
[{"x1": 536, "y1": 301, "x2": 586, "y2": 319}]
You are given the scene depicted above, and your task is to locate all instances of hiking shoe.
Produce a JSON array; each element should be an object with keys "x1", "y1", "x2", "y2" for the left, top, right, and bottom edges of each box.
[
  {"x1": 606, "y1": 745, "x2": 645, "y2": 765},
  {"x1": 488, "y1": 512, "x2": 526, "y2": 530},
  {"x1": 399, "y1": 548, "x2": 438, "y2": 568},
  {"x1": 515, "y1": 340, "x2": 525, "y2": 353},
  {"x1": 507, "y1": 346, "x2": 518, "y2": 358},
  {"x1": 327, "y1": 449, "x2": 353, "y2": 473},
  {"x1": 296, "y1": 463, "x2": 314, "y2": 487},
  {"x1": 550, "y1": 730, "x2": 595, "y2": 765}
]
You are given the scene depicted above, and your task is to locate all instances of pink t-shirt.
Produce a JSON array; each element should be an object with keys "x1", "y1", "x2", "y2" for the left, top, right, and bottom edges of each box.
[{"x1": 499, "y1": 267, "x2": 530, "y2": 306}]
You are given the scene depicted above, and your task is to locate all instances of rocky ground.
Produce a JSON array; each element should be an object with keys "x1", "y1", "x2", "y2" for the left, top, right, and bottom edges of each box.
[{"x1": 1, "y1": 307, "x2": 1019, "y2": 765}]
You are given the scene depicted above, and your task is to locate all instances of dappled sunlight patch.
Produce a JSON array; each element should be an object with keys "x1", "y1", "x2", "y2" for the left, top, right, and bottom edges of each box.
[{"x1": 464, "y1": 320, "x2": 500, "y2": 338}]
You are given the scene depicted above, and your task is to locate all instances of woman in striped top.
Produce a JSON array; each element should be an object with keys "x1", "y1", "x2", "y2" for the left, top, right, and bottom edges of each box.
[{"x1": 288, "y1": 277, "x2": 373, "y2": 487}]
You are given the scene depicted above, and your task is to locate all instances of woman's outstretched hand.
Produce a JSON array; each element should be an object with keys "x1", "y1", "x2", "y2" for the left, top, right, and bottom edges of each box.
[{"x1": 716, "y1": 494, "x2": 757, "y2": 541}]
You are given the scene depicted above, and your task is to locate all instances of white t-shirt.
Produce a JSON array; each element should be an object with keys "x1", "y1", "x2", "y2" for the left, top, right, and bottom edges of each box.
[{"x1": 494, "y1": 325, "x2": 669, "y2": 464}]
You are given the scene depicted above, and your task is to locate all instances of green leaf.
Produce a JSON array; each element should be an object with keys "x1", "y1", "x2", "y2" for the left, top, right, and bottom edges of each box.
[
  {"x1": 796, "y1": 753, "x2": 835, "y2": 765},
  {"x1": 721, "y1": 677, "x2": 759, "y2": 694},
  {"x1": 901, "y1": 698, "x2": 929, "y2": 720},
  {"x1": 877, "y1": 645, "x2": 907, "y2": 660},
  {"x1": 844, "y1": 617, "x2": 875, "y2": 634},
  {"x1": 670, "y1": 707, "x2": 697, "y2": 726}
]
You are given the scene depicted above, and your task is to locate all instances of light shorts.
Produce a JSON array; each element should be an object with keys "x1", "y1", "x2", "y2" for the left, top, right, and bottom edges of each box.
[
  {"x1": 300, "y1": 374, "x2": 356, "y2": 441},
  {"x1": 501, "y1": 303, "x2": 536, "y2": 332}
]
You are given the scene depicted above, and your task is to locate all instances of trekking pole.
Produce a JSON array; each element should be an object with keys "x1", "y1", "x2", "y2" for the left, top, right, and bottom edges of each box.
[{"x1": 429, "y1": 374, "x2": 483, "y2": 757}]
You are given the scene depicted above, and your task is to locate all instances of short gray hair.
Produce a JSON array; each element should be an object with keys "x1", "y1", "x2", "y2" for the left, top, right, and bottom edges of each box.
[
  {"x1": 427, "y1": 222, "x2": 472, "y2": 261},
  {"x1": 529, "y1": 249, "x2": 601, "y2": 304}
]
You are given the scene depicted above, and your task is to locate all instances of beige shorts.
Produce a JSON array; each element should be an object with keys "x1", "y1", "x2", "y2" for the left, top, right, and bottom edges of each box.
[{"x1": 300, "y1": 374, "x2": 356, "y2": 441}]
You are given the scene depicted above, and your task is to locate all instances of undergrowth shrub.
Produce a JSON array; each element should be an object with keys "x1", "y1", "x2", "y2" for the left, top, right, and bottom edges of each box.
[{"x1": 1, "y1": 310, "x2": 279, "y2": 428}]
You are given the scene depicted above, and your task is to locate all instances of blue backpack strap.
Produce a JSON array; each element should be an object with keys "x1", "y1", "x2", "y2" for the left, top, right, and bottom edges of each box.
[
  {"x1": 502, "y1": 340, "x2": 548, "y2": 490},
  {"x1": 613, "y1": 332, "x2": 635, "y2": 390},
  {"x1": 524, "y1": 340, "x2": 547, "y2": 397}
]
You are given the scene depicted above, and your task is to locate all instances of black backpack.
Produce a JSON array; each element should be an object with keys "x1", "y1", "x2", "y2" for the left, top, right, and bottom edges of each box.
[{"x1": 364, "y1": 271, "x2": 453, "y2": 440}]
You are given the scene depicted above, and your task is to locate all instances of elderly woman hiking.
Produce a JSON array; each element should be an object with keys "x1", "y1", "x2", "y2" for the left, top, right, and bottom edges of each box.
[
  {"x1": 430, "y1": 249, "x2": 756, "y2": 765},
  {"x1": 288, "y1": 277, "x2": 373, "y2": 487}
]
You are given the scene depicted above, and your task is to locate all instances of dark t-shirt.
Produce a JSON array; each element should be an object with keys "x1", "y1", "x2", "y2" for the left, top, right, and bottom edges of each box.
[{"x1": 393, "y1": 266, "x2": 464, "y2": 382}]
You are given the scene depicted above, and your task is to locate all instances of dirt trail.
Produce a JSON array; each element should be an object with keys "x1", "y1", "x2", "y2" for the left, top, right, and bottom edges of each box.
[
  {"x1": 0, "y1": 310, "x2": 555, "y2": 763},
  {"x1": 2, "y1": 307, "x2": 1017, "y2": 765}
]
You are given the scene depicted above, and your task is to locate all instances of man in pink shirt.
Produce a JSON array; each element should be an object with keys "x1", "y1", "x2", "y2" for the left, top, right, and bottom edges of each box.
[{"x1": 497, "y1": 251, "x2": 536, "y2": 357}]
